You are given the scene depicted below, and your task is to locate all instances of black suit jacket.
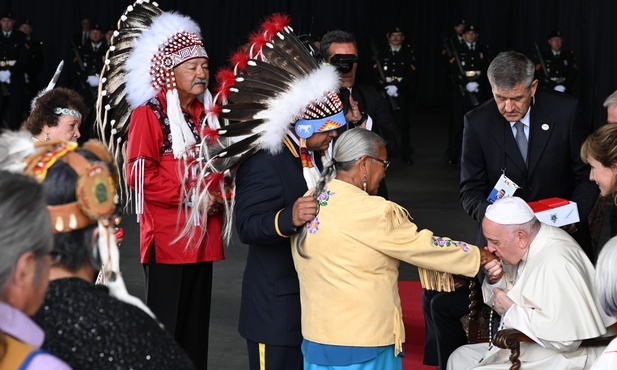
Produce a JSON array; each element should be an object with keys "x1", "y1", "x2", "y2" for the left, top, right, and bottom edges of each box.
[
  {"x1": 234, "y1": 137, "x2": 307, "y2": 346},
  {"x1": 460, "y1": 90, "x2": 598, "y2": 247}
]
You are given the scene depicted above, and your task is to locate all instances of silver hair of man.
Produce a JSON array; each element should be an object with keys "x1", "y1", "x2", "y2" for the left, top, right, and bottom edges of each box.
[
  {"x1": 487, "y1": 51, "x2": 535, "y2": 91},
  {"x1": 294, "y1": 128, "x2": 386, "y2": 257},
  {"x1": 0, "y1": 170, "x2": 52, "y2": 297}
]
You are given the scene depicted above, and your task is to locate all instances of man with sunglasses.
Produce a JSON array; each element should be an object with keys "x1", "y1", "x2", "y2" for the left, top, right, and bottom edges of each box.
[{"x1": 320, "y1": 29, "x2": 399, "y2": 198}]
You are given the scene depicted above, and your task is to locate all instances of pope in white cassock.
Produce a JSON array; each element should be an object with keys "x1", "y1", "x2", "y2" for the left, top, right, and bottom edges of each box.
[{"x1": 448, "y1": 197, "x2": 616, "y2": 370}]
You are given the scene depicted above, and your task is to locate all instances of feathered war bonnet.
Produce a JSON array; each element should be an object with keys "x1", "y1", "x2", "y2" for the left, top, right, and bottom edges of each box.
[
  {"x1": 97, "y1": 0, "x2": 208, "y2": 160},
  {"x1": 200, "y1": 13, "x2": 345, "y2": 189}
]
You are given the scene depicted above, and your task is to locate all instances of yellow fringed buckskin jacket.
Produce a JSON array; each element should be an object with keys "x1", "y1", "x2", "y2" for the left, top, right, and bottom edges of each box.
[{"x1": 291, "y1": 179, "x2": 481, "y2": 355}]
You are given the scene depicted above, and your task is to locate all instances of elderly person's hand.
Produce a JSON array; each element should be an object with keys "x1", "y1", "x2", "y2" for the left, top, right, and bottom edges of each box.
[
  {"x1": 492, "y1": 287, "x2": 514, "y2": 316},
  {"x1": 292, "y1": 195, "x2": 318, "y2": 227},
  {"x1": 480, "y1": 246, "x2": 503, "y2": 283}
]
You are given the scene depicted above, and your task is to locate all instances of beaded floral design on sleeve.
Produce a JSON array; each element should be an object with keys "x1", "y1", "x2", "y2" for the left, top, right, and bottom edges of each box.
[
  {"x1": 306, "y1": 186, "x2": 335, "y2": 234},
  {"x1": 432, "y1": 237, "x2": 470, "y2": 252}
]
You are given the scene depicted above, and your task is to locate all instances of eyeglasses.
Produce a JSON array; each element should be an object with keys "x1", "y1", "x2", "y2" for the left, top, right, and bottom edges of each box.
[{"x1": 368, "y1": 156, "x2": 390, "y2": 170}]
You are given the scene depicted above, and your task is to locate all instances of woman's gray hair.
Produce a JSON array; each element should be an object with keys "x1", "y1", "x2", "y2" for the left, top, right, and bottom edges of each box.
[
  {"x1": 0, "y1": 171, "x2": 52, "y2": 297},
  {"x1": 595, "y1": 237, "x2": 617, "y2": 317},
  {"x1": 294, "y1": 129, "x2": 385, "y2": 257},
  {"x1": 487, "y1": 51, "x2": 535, "y2": 91}
]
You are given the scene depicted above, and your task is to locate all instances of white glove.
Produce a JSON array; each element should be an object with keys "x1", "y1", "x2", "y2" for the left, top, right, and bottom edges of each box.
[
  {"x1": 385, "y1": 85, "x2": 398, "y2": 97},
  {"x1": 554, "y1": 84, "x2": 566, "y2": 93},
  {"x1": 87, "y1": 75, "x2": 100, "y2": 87},
  {"x1": 466, "y1": 81, "x2": 479, "y2": 93},
  {"x1": 0, "y1": 70, "x2": 11, "y2": 84}
]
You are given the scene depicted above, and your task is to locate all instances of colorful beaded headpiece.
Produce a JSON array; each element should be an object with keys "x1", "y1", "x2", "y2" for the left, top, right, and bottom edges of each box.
[
  {"x1": 97, "y1": 0, "x2": 210, "y2": 159},
  {"x1": 150, "y1": 31, "x2": 208, "y2": 92},
  {"x1": 22, "y1": 138, "x2": 119, "y2": 233}
]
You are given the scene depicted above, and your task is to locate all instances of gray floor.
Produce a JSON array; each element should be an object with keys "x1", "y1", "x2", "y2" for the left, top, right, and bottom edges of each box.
[{"x1": 117, "y1": 107, "x2": 478, "y2": 369}]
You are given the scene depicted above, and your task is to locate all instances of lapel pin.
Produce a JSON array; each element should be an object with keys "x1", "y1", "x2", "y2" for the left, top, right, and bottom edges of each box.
[{"x1": 541, "y1": 124, "x2": 549, "y2": 131}]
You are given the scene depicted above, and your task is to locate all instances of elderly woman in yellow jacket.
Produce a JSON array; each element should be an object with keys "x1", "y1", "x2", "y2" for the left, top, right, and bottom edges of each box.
[{"x1": 291, "y1": 128, "x2": 500, "y2": 370}]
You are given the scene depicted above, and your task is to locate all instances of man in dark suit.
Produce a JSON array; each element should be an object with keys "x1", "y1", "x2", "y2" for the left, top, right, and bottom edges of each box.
[
  {"x1": 235, "y1": 129, "x2": 338, "y2": 370},
  {"x1": 422, "y1": 50, "x2": 598, "y2": 370},
  {"x1": 320, "y1": 29, "x2": 398, "y2": 198},
  {"x1": 0, "y1": 11, "x2": 27, "y2": 130}
]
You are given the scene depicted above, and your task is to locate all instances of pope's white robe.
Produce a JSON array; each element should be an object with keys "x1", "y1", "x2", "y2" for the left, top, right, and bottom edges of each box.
[{"x1": 448, "y1": 224, "x2": 616, "y2": 370}]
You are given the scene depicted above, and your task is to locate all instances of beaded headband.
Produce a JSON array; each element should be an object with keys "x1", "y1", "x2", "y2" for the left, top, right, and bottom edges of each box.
[
  {"x1": 54, "y1": 107, "x2": 82, "y2": 119},
  {"x1": 150, "y1": 31, "x2": 208, "y2": 92}
]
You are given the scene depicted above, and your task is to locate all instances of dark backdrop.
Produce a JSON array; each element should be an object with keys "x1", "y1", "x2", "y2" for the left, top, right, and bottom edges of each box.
[{"x1": 3, "y1": 0, "x2": 616, "y2": 128}]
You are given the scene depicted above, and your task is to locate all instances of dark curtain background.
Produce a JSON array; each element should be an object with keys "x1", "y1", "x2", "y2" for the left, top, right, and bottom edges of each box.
[{"x1": 3, "y1": 0, "x2": 616, "y2": 128}]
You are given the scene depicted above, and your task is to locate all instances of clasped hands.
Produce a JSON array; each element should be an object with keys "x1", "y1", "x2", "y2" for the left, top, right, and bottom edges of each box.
[
  {"x1": 479, "y1": 248, "x2": 503, "y2": 284},
  {"x1": 204, "y1": 185, "x2": 232, "y2": 216},
  {"x1": 480, "y1": 248, "x2": 514, "y2": 315}
]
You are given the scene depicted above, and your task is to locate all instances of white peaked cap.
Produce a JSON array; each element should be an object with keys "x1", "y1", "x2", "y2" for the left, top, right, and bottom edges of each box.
[{"x1": 485, "y1": 196, "x2": 535, "y2": 225}]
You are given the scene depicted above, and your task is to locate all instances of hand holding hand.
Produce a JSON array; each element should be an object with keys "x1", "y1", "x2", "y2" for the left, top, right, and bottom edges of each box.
[
  {"x1": 483, "y1": 256, "x2": 503, "y2": 283},
  {"x1": 292, "y1": 195, "x2": 318, "y2": 227},
  {"x1": 206, "y1": 193, "x2": 225, "y2": 216},
  {"x1": 492, "y1": 287, "x2": 514, "y2": 315}
]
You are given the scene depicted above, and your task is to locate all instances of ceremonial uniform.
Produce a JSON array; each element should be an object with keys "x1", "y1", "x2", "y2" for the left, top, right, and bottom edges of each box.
[
  {"x1": 235, "y1": 135, "x2": 322, "y2": 370},
  {"x1": 72, "y1": 41, "x2": 107, "y2": 140},
  {"x1": 446, "y1": 25, "x2": 491, "y2": 164},
  {"x1": 536, "y1": 49, "x2": 578, "y2": 94},
  {"x1": 0, "y1": 24, "x2": 27, "y2": 130},
  {"x1": 375, "y1": 39, "x2": 416, "y2": 164}
]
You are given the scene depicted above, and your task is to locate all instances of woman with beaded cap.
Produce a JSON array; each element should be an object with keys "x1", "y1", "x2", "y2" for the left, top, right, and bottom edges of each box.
[
  {"x1": 0, "y1": 131, "x2": 194, "y2": 369},
  {"x1": 290, "y1": 129, "x2": 498, "y2": 369}
]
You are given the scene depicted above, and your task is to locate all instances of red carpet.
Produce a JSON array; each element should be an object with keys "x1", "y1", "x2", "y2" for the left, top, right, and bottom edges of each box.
[{"x1": 399, "y1": 281, "x2": 435, "y2": 370}]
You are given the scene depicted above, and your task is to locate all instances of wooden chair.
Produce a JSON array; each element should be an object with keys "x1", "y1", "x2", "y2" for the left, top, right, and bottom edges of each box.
[
  {"x1": 464, "y1": 278, "x2": 615, "y2": 370},
  {"x1": 460, "y1": 277, "x2": 501, "y2": 344}
]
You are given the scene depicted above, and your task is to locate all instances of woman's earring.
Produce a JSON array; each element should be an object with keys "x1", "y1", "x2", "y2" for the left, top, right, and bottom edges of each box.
[
  {"x1": 45, "y1": 132, "x2": 50, "y2": 141},
  {"x1": 362, "y1": 173, "x2": 367, "y2": 192}
]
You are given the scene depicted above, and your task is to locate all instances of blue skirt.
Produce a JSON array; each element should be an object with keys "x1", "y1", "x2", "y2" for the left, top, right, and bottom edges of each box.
[{"x1": 303, "y1": 345, "x2": 402, "y2": 370}]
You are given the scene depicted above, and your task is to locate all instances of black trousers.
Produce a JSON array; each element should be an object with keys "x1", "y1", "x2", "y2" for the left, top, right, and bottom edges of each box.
[
  {"x1": 246, "y1": 339, "x2": 302, "y2": 370},
  {"x1": 144, "y1": 246, "x2": 213, "y2": 370},
  {"x1": 422, "y1": 286, "x2": 471, "y2": 370}
]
